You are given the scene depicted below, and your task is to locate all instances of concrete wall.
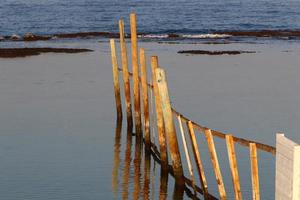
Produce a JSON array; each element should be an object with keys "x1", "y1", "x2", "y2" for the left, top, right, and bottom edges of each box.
[{"x1": 275, "y1": 133, "x2": 300, "y2": 200}]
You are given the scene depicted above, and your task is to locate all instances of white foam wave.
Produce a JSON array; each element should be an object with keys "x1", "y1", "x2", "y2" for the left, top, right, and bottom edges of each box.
[
  {"x1": 139, "y1": 34, "x2": 169, "y2": 38},
  {"x1": 182, "y1": 34, "x2": 231, "y2": 38}
]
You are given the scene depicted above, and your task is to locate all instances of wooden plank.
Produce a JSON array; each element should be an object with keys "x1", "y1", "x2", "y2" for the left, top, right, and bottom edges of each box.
[
  {"x1": 130, "y1": 13, "x2": 142, "y2": 135},
  {"x1": 171, "y1": 109, "x2": 276, "y2": 155},
  {"x1": 186, "y1": 120, "x2": 209, "y2": 198},
  {"x1": 151, "y1": 56, "x2": 168, "y2": 170},
  {"x1": 140, "y1": 48, "x2": 150, "y2": 147},
  {"x1": 250, "y1": 143, "x2": 260, "y2": 200},
  {"x1": 178, "y1": 115, "x2": 197, "y2": 194},
  {"x1": 119, "y1": 19, "x2": 133, "y2": 129},
  {"x1": 204, "y1": 128, "x2": 227, "y2": 200},
  {"x1": 275, "y1": 133, "x2": 300, "y2": 200},
  {"x1": 155, "y1": 68, "x2": 184, "y2": 185},
  {"x1": 226, "y1": 134, "x2": 242, "y2": 200},
  {"x1": 109, "y1": 39, "x2": 122, "y2": 120},
  {"x1": 293, "y1": 146, "x2": 300, "y2": 200}
]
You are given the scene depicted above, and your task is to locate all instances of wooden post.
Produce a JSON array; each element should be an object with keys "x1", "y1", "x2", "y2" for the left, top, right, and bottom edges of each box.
[
  {"x1": 110, "y1": 39, "x2": 122, "y2": 120},
  {"x1": 204, "y1": 128, "x2": 227, "y2": 200},
  {"x1": 119, "y1": 19, "x2": 133, "y2": 129},
  {"x1": 250, "y1": 143, "x2": 260, "y2": 200},
  {"x1": 151, "y1": 56, "x2": 168, "y2": 170},
  {"x1": 155, "y1": 68, "x2": 184, "y2": 185},
  {"x1": 140, "y1": 48, "x2": 150, "y2": 147},
  {"x1": 178, "y1": 115, "x2": 197, "y2": 194},
  {"x1": 130, "y1": 13, "x2": 142, "y2": 135},
  {"x1": 226, "y1": 135, "x2": 242, "y2": 200},
  {"x1": 187, "y1": 121, "x2": 209, "y2": 198}
]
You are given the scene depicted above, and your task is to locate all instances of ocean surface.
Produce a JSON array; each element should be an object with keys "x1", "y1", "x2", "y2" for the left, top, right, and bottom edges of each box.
[
  {"x1": 1, "y1": 1, "x2": 300, "y2": 200},
  {"x1": 1, "y1": 0, "x2": 300, "y2": 36}
]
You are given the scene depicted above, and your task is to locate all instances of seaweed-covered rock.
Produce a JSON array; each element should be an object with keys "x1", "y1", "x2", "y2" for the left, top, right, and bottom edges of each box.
[
  {"x1": 10, "y1": 34, "x2": 21, "y2": 40},
  {"x1": 24, "y1": 33, "x2": 51, "y2": 41}
]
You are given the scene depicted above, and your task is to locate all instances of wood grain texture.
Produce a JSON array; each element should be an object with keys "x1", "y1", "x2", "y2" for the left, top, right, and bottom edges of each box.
[
  {"x1": 140, "y1": 48, "x2": 150, "y2": 147},
  {"x1": 156, "y1": 68, "x2": 184, "y2": 185},
  {"x1": 187, "y1": 120, "x2": 209, "y2": 198},
  {"x1": 151, "y1": 56, "x2": 168, "y2": 170},
  {"x1": 119, "y1": 19, "x2": 132, "y2": 128},
  {"x1": 204, "y1": 128, "x2": 227, "y2": 200},
  {"x1": 109, "y1": 39, "x2": 122, "y2": 120},
  {"x1": 130, "y1": 13, "x2": 142, "y2": 135},
  {"x1": 226, "y1": 134, "x2": 242, "y2": 200},
  {"x1": 250, "y1": 143, "x2": 260, "y2": 200},
  {"x1": 178, "y1": 115, "x2": 197, "y2": 193}
]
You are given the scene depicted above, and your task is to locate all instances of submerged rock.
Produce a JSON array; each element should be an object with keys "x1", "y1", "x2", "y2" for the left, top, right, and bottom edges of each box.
[
  {"x1": 178, "y1": 50, "x2": 256, "y2": 55},
  {"x1": 0, "y1": 48, "x2": 93, "y2": 58},
  {"x1": 23, "y1": 32, "x2": 51, "y2": 41},
  {"x1": 10, "y1": 34, "x2": 21, "y2": 40}
]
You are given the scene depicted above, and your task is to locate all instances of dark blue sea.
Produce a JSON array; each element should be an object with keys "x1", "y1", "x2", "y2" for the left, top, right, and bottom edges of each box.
[{"x1": 1, "y1": 0, "x2": 300, "y2": 36}]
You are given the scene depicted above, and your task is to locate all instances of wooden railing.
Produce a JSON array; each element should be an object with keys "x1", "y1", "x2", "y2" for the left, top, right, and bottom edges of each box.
[{"x1": 110, "y1": 13, "x2": 275, "y2": 200}]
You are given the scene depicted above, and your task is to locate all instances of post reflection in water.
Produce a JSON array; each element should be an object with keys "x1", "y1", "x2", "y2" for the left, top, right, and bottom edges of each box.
[
  {"x1": 159, "y1": 168, "x2": 168, "y2": 200},
  {"x1": 112, "y1": 119, "x2": 122, "y2": 197},
  {"x1": 133, "y1": 134, "x2": 143, "y2": 200},
  {"x1": 121, "y1": 126, "x2": 133, "y2": 200},
  {"x1": 173, "y1": 183, "x2": 185, "y2": 200},
  {"x1": 112, "y1": 120, "x2": 200, "y2": 200},
  {"x1": 143, "y1": 149, "x2": 151, "y2": 199}
]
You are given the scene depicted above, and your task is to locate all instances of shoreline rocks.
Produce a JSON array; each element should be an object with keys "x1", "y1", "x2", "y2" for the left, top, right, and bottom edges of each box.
[
  {"x1": 178, "y1": 50, "x2": 256, "y2": 55},
  {"x1": 10, "y1": 34, "x2": 21, "y2": 41},
  {"x1": 23, "y1": 32, "x2": 51, "y2": 41},
  {"x1": 0, "y1": 48, "x2": 93, "y2": 58}
]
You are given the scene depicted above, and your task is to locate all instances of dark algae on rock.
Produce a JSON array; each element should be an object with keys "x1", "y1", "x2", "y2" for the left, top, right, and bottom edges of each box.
[
  {"x1": 0, "y1": 48, "x2": 93, "y2": 58},
  {"x1": 178, "y1": 50, "x2": 255, "y2": 55}
]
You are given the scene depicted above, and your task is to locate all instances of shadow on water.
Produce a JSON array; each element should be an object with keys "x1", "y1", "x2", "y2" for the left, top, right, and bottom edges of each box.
[{"x1": 112, "y1": 119, "x2": 201, "y2": 200}]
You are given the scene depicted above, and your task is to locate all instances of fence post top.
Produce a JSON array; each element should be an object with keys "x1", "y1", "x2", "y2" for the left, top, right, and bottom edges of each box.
[
  {"x1": 155, "y1": 68, "x2": 166, "y2": 83},
  {"x1": 276, "y1": 132, "x2": 285, "y2": 137}
]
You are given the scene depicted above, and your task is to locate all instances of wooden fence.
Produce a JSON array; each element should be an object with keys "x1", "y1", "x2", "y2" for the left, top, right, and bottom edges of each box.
[{"x1": 110, "y1": 13, "x2": 276, "y2": 200}]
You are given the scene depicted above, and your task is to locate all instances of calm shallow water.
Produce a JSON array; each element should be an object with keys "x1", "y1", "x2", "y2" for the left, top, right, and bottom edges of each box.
[
  {"x1": 0, "y1": 39, "x2": 299, "y2": 199},
  {"x1": 1, "y1": 1, "x2": 300, "y2": 199},
  {"x1": 1, "y1": 0, "x2": 300, "y2": 36}
]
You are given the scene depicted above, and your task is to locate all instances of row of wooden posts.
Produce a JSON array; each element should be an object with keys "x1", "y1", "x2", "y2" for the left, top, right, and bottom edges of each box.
[{"x1": 110, "y1": 13, "x2": 275, "y2": 200}]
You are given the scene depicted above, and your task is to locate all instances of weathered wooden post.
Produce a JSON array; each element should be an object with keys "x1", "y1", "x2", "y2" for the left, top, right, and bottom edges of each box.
[
  {"x1": 178, "y1": 115, "x2": 197, "y2": 193},
  {"x1": 250, "y1": 143, "x2": 260, "y2": 200},
  {"x1": 226, "y1": 134, "x2": 242, "y2": 200},
  {"x1": 119, "y1": 19, "x2": 133, "y2": 129},
  {"x1": 109, "y1": 39, "x2": 122, "y2": 120},
  {"x1": 151, "y1": 56, "x2": 168, "y2": 171},
  {"x1": 187, "y1": 121, "x2": 209, "y2": 198},
  {"x1": 155, "y1": 68, "x2": 184, "y2": 185},
  {"x1": 140, "y1": 48, "x2": 150, "y2": 147},
  {"x1": 130, "y1": 13, "x2": 142, "y2": 135},
  {"x1": 204, "y1": 128, "x2": 227, "y2": 200}
]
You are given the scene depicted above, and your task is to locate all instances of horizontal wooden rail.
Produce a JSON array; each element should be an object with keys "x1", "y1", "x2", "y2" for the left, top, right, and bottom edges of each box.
[
  {"x1": 117, "y1": 67, "x2": 276, "y2": 155},
  {"x1": 173, "y1": 110, "x2": 276, "y2": 155}
]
